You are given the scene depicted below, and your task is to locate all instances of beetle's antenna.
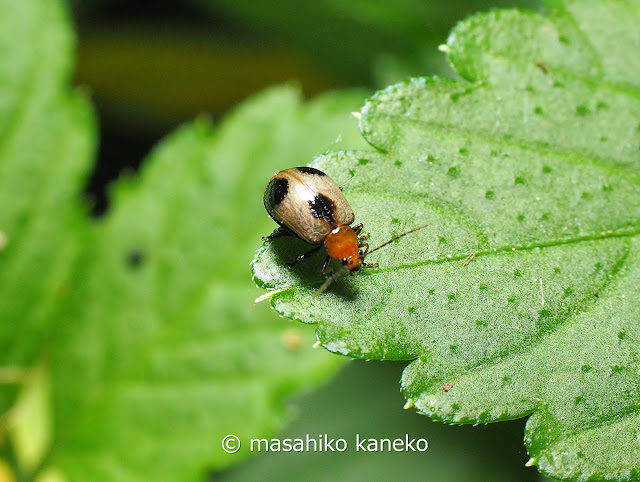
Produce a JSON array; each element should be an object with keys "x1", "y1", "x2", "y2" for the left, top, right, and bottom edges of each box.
[
  {"x1": 312, "y1": 224, "x2": 428, "y2": 297},
  {"x1": 313, "y1": 265, "x2": 349, "y2": 297},
  {"x1": 368, "y1": 224, "x2": 428, "y2": 255}
]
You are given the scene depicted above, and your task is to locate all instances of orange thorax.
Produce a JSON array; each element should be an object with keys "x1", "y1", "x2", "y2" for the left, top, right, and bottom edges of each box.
[{"x1": 324, "y1": 225, "x2": 361, "y2": 270}]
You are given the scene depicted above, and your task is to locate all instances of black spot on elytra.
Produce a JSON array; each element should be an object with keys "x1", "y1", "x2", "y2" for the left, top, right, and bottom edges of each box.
[
  {"x1": 297, "y1": 166, "x2": 326, "y2": 175},
  {"x1": 266, "y1": 177, "x2": 288, "y2": 209},
  {"x1": 308, "y1": 193, "x2": 335, "y2": 223}
]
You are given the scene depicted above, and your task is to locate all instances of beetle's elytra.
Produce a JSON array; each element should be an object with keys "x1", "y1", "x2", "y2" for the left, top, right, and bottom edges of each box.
[{"x1": 265, "y1": 167, "x2": 353, "y2": 243}]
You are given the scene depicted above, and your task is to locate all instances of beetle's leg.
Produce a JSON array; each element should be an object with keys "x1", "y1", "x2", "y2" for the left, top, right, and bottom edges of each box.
[
  {"x1": 321, "y1": 255, "x2": 332, "y2": 274},
  {"x1": 353, "y1": 224, "x2": 371, "y2": 241},
  {"x1": 359, "y1": 243, "x2": 378, "y2": 268},
  {"x1": 263, "y1": 226, "x2": 296, "y2": 241},
  {"x1": 285, "y1": 245, "x2": 324, "y2": 268}
]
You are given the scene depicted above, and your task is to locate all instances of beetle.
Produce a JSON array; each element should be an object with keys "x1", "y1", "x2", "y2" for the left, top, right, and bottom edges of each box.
[
  {"x1": 263, "y1": 166, "x2": 427, "y2": 294},
  {"x1": 264, "y1": 166, "x2": 369, "y2": 272}
]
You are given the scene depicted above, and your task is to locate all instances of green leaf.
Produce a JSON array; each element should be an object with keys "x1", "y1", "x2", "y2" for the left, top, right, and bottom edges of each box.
[
  {"x1": 48, "y1": 85, "x2": 369, "y2": 480},
  {"x1": 0, "y1": 0, "x2": 95, "y2": 396},
  {"x1": 252, "y1": 1, "x2": 640, "y2": 480}
]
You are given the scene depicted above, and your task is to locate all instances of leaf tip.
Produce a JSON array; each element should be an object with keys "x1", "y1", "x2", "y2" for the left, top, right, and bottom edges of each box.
[
  {"x1": 253, "y1": 288, "x2": 286, "y2": 305},
  {"x1": 525, "y1": 457, "x2": 538, "y2": 467},
  {"x1": 312, "y1": 340, "x2": 322, "y2": 349},
  {"x1": 403, "y1": 399, "x2": 415, "y2": 410},
  {"x1": 321, "y1": 339, "x2": 351, "y2": 355}
]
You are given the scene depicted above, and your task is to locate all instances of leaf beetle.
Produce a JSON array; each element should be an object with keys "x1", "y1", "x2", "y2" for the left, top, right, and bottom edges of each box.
[{"x1": 263, "y1": 166, "x2": 427, "y2": 294}]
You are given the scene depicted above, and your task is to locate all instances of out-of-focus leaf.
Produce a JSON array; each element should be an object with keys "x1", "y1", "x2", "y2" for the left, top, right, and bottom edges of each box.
[
  {"x1": 49, "y1": 86, "x2": 369, "y2": 480},
  {"x1": 222, "y1": 361, "x2": 538, "y2": 482},
  {"x1": 0, "y1": 0, "x2": 96, "y2": 411}
]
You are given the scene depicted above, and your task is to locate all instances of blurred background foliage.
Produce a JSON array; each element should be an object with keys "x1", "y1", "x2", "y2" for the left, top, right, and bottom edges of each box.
[
  {"x1": 67, "y1": 1, "x2": 550, "y2": 480},
  {"x1": 71, "y1": 0, "x2": 540, "y2": 213}
]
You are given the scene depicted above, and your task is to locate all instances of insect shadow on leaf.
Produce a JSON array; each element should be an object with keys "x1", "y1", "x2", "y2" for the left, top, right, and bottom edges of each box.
[{"x1": 265, "y1": 235, "x2": 359, "y2": 299}]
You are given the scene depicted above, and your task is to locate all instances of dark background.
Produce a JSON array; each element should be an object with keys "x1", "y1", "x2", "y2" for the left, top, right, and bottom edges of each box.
[{"x1": 71, "y1": 0, "x2": 541, "y2": 214}]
